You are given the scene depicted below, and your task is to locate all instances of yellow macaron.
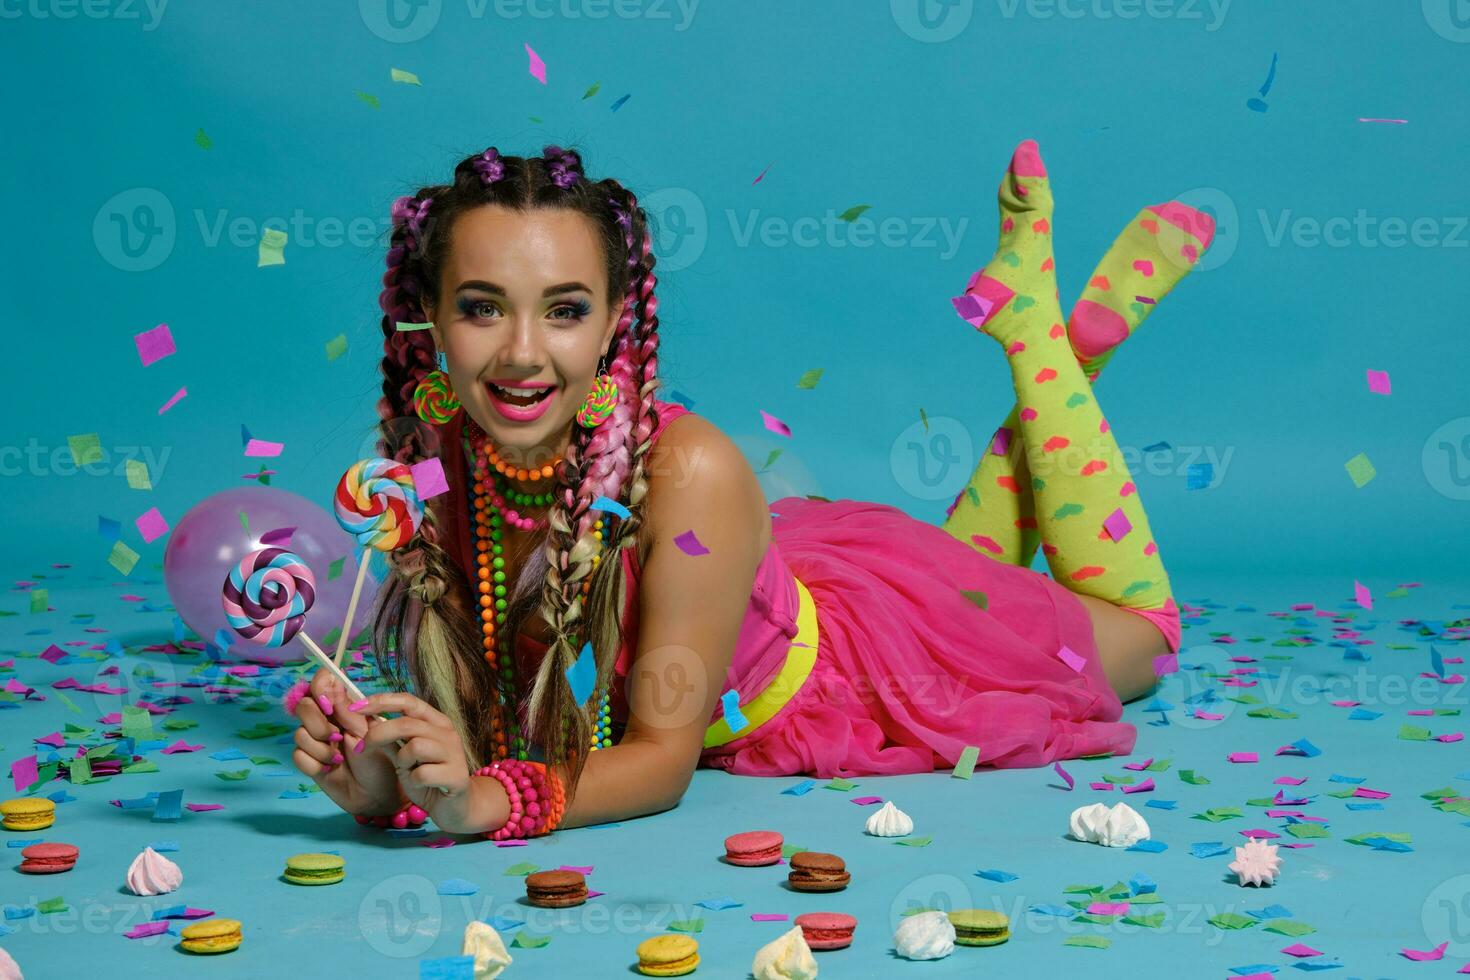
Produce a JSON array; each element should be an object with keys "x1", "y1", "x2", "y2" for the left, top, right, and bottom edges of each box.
[
  {"x1": 180, "y1": 918, "x2": 243, "y2": 954},
  {"x1": 1, "y1": 798, "x2": 56, "y2": 832},
  {"x1": 636, "y1": 934, "x2": 699, "y2": 976}
]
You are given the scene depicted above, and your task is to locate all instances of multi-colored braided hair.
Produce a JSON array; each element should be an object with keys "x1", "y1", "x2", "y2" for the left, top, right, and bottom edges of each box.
[{"x1": 371, "y1": 144, "x2": 663, "y2": 791}]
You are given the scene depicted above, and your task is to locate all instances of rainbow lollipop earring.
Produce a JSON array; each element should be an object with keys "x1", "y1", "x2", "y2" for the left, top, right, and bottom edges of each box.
[
  {"x1": 414, "y1": 350, "x2": 461, "y2": 425},
  {"x1": 575, "y1": 353, "x2": 617, "y2": 429}
]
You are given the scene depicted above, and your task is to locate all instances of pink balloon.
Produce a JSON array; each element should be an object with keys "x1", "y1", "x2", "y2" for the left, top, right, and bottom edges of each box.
[{"x1": 164, "y1": 486, "x2": 380, "y2": 666}]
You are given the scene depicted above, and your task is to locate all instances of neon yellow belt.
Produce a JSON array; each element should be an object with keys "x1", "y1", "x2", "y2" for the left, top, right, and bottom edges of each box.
[{"x1": 703, "y1": 575, "x2": 819, "y2": 749}]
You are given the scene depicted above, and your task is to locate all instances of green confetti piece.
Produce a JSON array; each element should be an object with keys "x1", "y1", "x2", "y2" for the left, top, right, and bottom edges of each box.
[
  {"x1": 1063, "y1": 884, "x2": 1103, "y2": 895},
  {"x1": 390, "y1": 67, "x2": 421, "y2": 85},
  {"x1": 511, "y1": 930, "x2": 550, "y2": 948},
  {"x1": 1398, "y1": 724, "x2": 1431, "y2": 741},
  {"x1": 1194, "y1": 807, "x2": 1242, "y2": 822},
  {"x1": 1435, "y1": 708, "x2": 1461, "y2": 716},
  {"x1": 1128, "y1": 892, "x2": 1164, "y2": 905},
  {"x1": 1344, "y1": 452, "x2": 1376, "y2": 488},
  {"x1": 37, "y1": 897, "x2": 67, "y2": 915},
  {"x1": 952, "y1": 745, "x2": 980, "y2": 780},
  {"x1": 249, "y1": 757, "x2": 281, "y2": 766},
  {"x1": 1102, "y1": 775, "x2": 1136, "y2": 785},
  {"x1": 669, "y1": 919, "x2": 704, "y2": 933},
  {"x1": 395, "y1": 321, "x2": 432, "y2": 332},
  {"x1": 895, "y1": 836, "x2": 933, "y2": 847},
  {"x1": 1063, "y1": 936, "x2": 1111, "y2": 949},
  {"x1": 67, "y1": 433, "x2": 103, "y2": 466},
  {"x1": 1345, "y1": 832, "x2": 1411, "y2": 845},
  {"x1": 960, "y1": 589, "x2": 988, "y2": 610},
  {"x1": 1122, "y1": 912, "x2": 1165, "y2": 928},
  {"x1": 836, "y1": 204, "x2": 871, "y2": 222},
  {"x1": 528, "y1": 116, "x2": 542, "y2": 123},
  {"x1": 1245, "y1": 797, "x2": 1276, "y2": 808},
  {"x1": 1385, "y1": 587, "x2": 1409, "y2": 599},
  {"x1": 582, "y1": 81, "x2": 600, "y2": 99},
  {"x1": 325, "y1": 334, "x2": 348, "y2": 362},
  {"x1": 1284, "y1": 823, "x2": 1330, "y2": 839},
  {"x1": 215, "y1": 770, "x2": 251, "y2": 781},
  {"x1": 1073, "y1": 912, "x2": 1114, "y2": 925},
  {"x1": 355, "y1": 90, "x2": 380, "y2": 109},
  {"x1": 1179, "y1": 769, "x2": 1210, "y2": 785},
  {"x1": 122, "y1": 759, "x2": 159, "y2": 774},
  {"x1": 327, "y1": 556, "x2": 347, "y2": 581},
  {"x1": 1227, "y1": 693, "x2": 1263, "y2": 705},
  {"x1": 919, "y1": 407, "x2": 929, "y2": 432},
  {"x1": 256, "y1": 465, "x2": 272, "y2": 486},
  {"x1": 758, "y1": 449, "x2": 782, "y2": 472},
  {"x1": 1421, "y1": 785, "x2": 1460, "y2": 800},
  {"x1": 503, "y1": 862, "x2": 539, "y2": 876},
  {"x1": 1144, "y1": 758, "x2": 1171, "y2": 771},
  {"x1": 1208, "y1": 912, "x2": 1257, "y2": 930},
  {"x1": 796, "y1": 369, "x2": 823, "y2": 389},
  {"x1": 1263, "y1": 919, "x2": 1316, "y2": 937},
  {"x1": 320, "y1": 627, "x2": 342, "y2": 648},
  {"x1": 194, "y1": 127, "x2": 212, "y2": 150},
  {"x1": 121, "y1": 706, "x2": 154, "y2": 740},
  {"x1": 825, "y1": 777, "x2": 856, "y2": 791},
  {"x1": 780, "y1": 843, "x2": 806, "y2": 859},
  {"x1": 29, "y1": 589, "x2": 49, "y2": 613},
  {"x1": 257, "y1": 227, "x2": 287, "y2": 267},
  {"x1": 234, "y1": 723, "x2": 293, "y2": 740},
  {"x1": 69, "y1": 755, "x2": 92, "y2": 784},
  {"x1": 239, "y1": 510, "x2": 250, "y2": 536},
  {"x1": 163, "y1": 718, "x2": 199, "y2": 731},
  {"x1": 1247, "y1": 706, "x2": 1298, "y2": 719}
]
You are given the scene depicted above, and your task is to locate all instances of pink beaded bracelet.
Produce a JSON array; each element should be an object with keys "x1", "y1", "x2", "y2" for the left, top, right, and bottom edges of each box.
[
  {"x1": 477, "y1": 764, "x2": 528, "y2": 841},
  {"x1": 476, "y1": 760, "x2": 557, "y2": 839},
  {"x1": 354, "y1": 800, "x2": 428, "y2": 830}
]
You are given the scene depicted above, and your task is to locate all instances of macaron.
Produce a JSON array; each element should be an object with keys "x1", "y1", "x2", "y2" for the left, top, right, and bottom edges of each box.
[
  {"x1": 525, "y1": 869, "x2": 588, "y2": 908},
  {"x1": 635, "y1": 934, "x2": 700, "y2": 976},
  {"x1": 794, "y1": 911, "x2": 857, "y2": 950},
  {"x1": 19, "y1": 842, "x2": 78, "y2": 874},
  {"x1": 786, "y1": 851, "x2": 850, "y2": 892},
  {"x1": 723, "y1": 830, "x2": 783, "y2": 867},
  {"x1": 948, "y1": 908, "x2": 1010, "y2": 946},
  {"x1": 1, "y1": 798, "x2": 55, "y2": 832},
  {"x1": 179, "y1": 917, "x2": 243, "y2": 954},
  {"x1": 282, "y1": 852, "x2": 345, "y2": 886}
]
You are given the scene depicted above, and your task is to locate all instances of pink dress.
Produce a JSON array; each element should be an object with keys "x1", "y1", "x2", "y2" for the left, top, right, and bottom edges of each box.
[{"x1": 509, "y1": 397, "x2": 1161, "y2": 779}]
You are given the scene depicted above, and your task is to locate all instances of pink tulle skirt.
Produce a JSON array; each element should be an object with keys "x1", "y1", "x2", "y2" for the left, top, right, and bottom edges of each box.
[{"x1": 699, "y1": 497, "x2": 1138, "y2": 779}]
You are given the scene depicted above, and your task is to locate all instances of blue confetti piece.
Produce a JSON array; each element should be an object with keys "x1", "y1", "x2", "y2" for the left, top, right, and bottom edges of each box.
[
  {"x1": 1286, "y1": 738, "x2": 1320, "y2": 758},
  {"x1": 1228, "y1": 965, "x2": 1279, "y2": 975},
  {"x1": 1349, "y1": 708, "x2": 1382, "y2": 721},
  {"x1": 695, "y1": 897, "x2": 743, "y2": 911},
  {"x1": 1142, "y1": 441, "x2": 1172, "y2": 453},
  {"x1": 1186, "y1": 462, "x2": 1213, "y2": 490},
  {"x1": 1455, "y1": 770, "x2": 1470, "y2": 781},
  {"x1": 590, "y1": 496, "x2": 630, "y2": 520},
  {"x1": 171, "y1": 616, "x2": 185, "y2": 644},
  {"x1": 1027, "y1": 904, "x2": 1077, "y2": 918},
  {"x1": 117, "y1": 796, "x2": 158, "y2": 810},
  {"x1": 481, "y1": 915, "x2": 525, "y2": 932},
  {"x1": 566, "y1": 641, "x2": 597, "y2": 705},
  {"x1": 209, "y1": 748, "x2": 248, "y2": 761},
  {"x1": 975, "y1": 869, "x2": 1019, "y2": 882},
  {"x1": 1345, "y1": 802, "x2": 1382, "y2": 811},
  {"x1": 666, "y1": 389, "x2": 695, "y2": 410},
  {"x1": 1143, "y1": 698, "x2": 1175, "y2": 712},
  {"x1": 152, "y1": 789, "x2": 184, "y2": 822},
  {"x1": 152, "y1": 904, "x2": 188, "y2": 921},
  {"x1": 46, "y1": 790, "x2": 76, "y2": 804},
  {"x1": 98, "y1": 515, "x2": 121, "y2": 541},
  {"x1": 1431, "y1": 644, "x2": 1446, "y2": 677},
  {"x1": 419, "y1": 955, "x2": 475, "y2": 980},
  {"x1": 609, "y1": 93, "x2": 631, "y2": 112},
  {"x1": 1190, "y1": 841, "x2": 1230, "y2": 859},
  {"x1": 104, "y1": 638, "x2": 123, "y2": 656},
  {"x1": 278, "y1": 791, "x2": 310, "y2": 800},
  {"x1": 5, "y1": 839, "x2": 41, "y2": 848},
  {"x1": 0, "y1": 923, "x2": 13, "y2": 937},
  {"x1": 781, "y1": 779, "x2": 815, "y2": 796},
  {"x1": 1145, "y1": 799, "x2": 1178, "y2": 810},
  {"x1": 150, "y1": 841, "x2": 180, "y2": 852},
  {"x1": 387, "y1": 827, "x2": 430, "y2": 838},
  {"x1": 4, "y1": 906, "x2": 36, "y2": 921},
  {"x1": 437, "y1": 878, "x2": 479, "y2": 896},
  {"x1": 720, "y1": 689, "x2": 749, "y2": 733},
  {"x1": 1129, "y1": 873, "x2": 1157, "y2": 895},
  {"x1": 1343, "y1": 647, "x2": 1370, "y2": 662},
  {"x1": 1367, "y1": 839, "x2": 1412, "y2": 853},
  {"x1": 1127, "y1": 839, "x2": 1168, "y2": 853},
  {"x1": 1245, "y1": 904, "x2": 1292, "y2": 920}
]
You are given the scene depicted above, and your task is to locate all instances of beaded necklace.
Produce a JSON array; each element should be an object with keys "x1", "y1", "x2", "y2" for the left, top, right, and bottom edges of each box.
[{"x1": 464, "y1": 422, "x2": 613, "y2": 762}]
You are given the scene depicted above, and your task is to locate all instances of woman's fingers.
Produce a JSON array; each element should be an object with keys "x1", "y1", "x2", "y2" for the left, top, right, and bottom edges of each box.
[
  {"x1": 349, "y1": 692, "x2": 447, "y2": 726},
  {"x1": 292, "y1": 695, "x2": 341, "y2": 744},
  {"x1": 391, "y1": 736, "x2": 449, "y2": 774},
  {"x1": 356, "y1": 716, "x2": 436, "y2": 755},
  {"x1": 292, "y1": 747, "x2": 330, "y2": 780},
  {"x1": 294, "y1": 726, "x2": 337, "y2": 766},
  {"x1": 311, "y1": 670, "x2": 369, "y2": 738}
]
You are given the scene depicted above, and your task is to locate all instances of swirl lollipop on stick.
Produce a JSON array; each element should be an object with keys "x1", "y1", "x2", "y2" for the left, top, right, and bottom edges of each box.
[{"x1": 332, "y1": 458, "x2": 424, "y2": 669}]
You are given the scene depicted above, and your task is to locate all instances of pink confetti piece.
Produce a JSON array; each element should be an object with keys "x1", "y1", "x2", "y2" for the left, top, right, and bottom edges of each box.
[
  {"x1": 1133, "y1": 295, "x2": 1156, "y2": 305},
  {"x1": 424, "y1": 837, "x2": 457, "y2": 848},
  {"x1": 126, "y1": 920, "x2": 171, "y2": 939},
  {"x1": 1401, "y1": 941, "x2": 1448, "y2": 961},
  {"x1": 10, "y1": 754, "x2": 38, "y2": 792},
  {"x1": 759, "y1": 409, "x2": 792, "y2": 438},
  {"x1": 1352, "y1": 787, "x2": 1390, "y2": 799},
  {"x1": 411, "y1": 457, "x2": 449, "y2": 499},
  {"x1": 752, "y1": 164, "x2": 771, "y2": 184},
  {"x1": 1056, "y1": 644, "x2": 1086, "y2": 672},
  {"x1": 951, "y1": 293, "x2": 995, "y2": 329},
  {"x1": 185, "y1": 803, "x2": 224, "y2": 812},
  {"x1": 1153, "y1": 653, "x2": 1178, "y2": 676},
  {"x1": 259, "y1": 527, "x2": 295, "y2": 547},
  {"x1": 135, "y1": 507, "x2": 170, "y2": 544},
  {"x1": 1193, "y1": 710, "x2": 1225, "y2": 721},
  {"x1": 158, "y1": 386, "x2": 187, "y2": 415},
  {"x1": 524, "y1": 42, "x2": 546, "y2": 83},
  {"x1": 750, "y1": 914, "x2": 788, "y2": 922},
  {"x1": 495, "y1": 839, "x2": 529, "y2": 847},
  {"x1": 586, "y1": 889, "x2": 605, "y2": 899},
  {"x1": 559, "y1": 865, "x2": 594, "y2": 875},
  {"x1": 990, "y1": 426, "x2": 1012, "y2": 456},
  {"x1": 7, "y1": 680, "x2": 33, "y2": 696},
  {"x1": 33, "y1": 731, "x2": 64, "y2": 747},
  {"x1": 1436, "y1": 732, "x2": 1464, "y2": 743},
  {"x1": 1282, "y1": 943, "x2": 1323, "y2": 958},
  {"x1": 850, "y1": 796, "x2": 883, "y2": 806},
  {"x1": 242, "y1": 468, "x2": 277, "y2": 480},
  {"x1": 1120, "y1": 778, "x2": 1154, "y2": 795},
  {"x1": 245, "y1": 438, "x2": 284, "y2": 458},
  {"x1": 1053, "y1": 762, "x2": 1074, "y2": 790},
  {"x1": 1088, "y1": 782, "x2": 1114, "y2": 791},
  {"x1": 1087, "y1": 902, "x2": 1129, "y2": 916},
  {"x1": 1241, "y1": 829, "x2": 1281, "y2": 839},
  {"x1": 161, "y1": 740, "x2": 204, "y2": 754},
  {"x1": 1122, "y1": 758, "x2": 1153, "y2": 771},
  {"x1": 1228, "y1": 752, "x2": 1259, "y2": 764},
  {"x1": 1273, "y1": 776, "x2": 1307, "y2": 785},
  {"x1": 673, "y1": 529, "x2": 709, "y2": 556},
  {"x1": 134, "y1": 322, "x2": 176, "y2": 366},
  {"x1": 1365, "y1": 369, "x2": 1391, "y2": 395},
  {"x1": 1353, "y1": 580, "x2": 1372, "y2": 610}
]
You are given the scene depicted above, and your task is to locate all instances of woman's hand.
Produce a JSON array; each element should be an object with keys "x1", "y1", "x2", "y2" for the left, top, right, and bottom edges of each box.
[
  {"x1": 290, "y1": 668, "x2": 405, "y2": 817},
  {"x1": 351, "y1": 692, "x2": 489, "y2": 834}
]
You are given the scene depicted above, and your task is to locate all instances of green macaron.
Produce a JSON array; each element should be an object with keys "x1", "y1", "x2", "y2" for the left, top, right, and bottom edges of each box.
[
  {"x1": 282, "y1": 852, "x2": 345, "y2": 886},
  {"x1": 948, "y1": 909, "x2": 1010, "y2": 946}
]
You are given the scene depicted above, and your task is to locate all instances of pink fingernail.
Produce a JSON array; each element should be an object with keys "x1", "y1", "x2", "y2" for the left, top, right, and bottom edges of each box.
[
  {"x1": 331, "y1": 752, "x2": 344, "y2": 765},
  {"x1": 353, "y1": 740, "x2": 366, "y2": 754},
  {"x1": 321, "y1": 764, "x2": 334, "y2": 774},
  {"x1": 328, "y1": 732, "x2": 343, "y2": 743},
  {"x1": 348, "y1": 699, "x2": 369, "y2": 712},
  {"x1": 317, "y1": 694, "x2": 334, "y2": 714}
]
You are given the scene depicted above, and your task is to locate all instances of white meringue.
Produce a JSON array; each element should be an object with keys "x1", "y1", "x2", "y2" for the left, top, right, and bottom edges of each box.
[
  {"x1": 893, "y1": 910, "x2": 955, "y2": 961},
  {"x1": 864, "y1": 800, "x2": 913, "y2": 837},
  {"x1": 0, "y1": 945, "x2": 22, "y2": 980},
  {"x1": 125, "y1": 846, "x2": 183, "y2": 896},
  {"x1": 1068, "y1": 801, "x2": 1151, "y2": 847},
  {"x1": 752, "y1": 925, "x2": 818, "y2": 980},
  {"x1": 462, "y1": 921, "x2": 512, "y2": 980}
]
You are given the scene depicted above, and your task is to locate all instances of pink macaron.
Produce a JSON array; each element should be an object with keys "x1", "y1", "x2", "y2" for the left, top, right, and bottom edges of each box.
[
  {"x1": 723, "y1": 830, "x2": 783, "y2": 866},
  {"x1": 19, "y1": 842, "x2": 79, "y2": 874},
  {"x1": 794, "y1": 912, "x2": 857, "y2": 951}
]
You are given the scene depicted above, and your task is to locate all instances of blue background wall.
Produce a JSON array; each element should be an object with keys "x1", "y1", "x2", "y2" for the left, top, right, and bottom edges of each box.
[{"x1": 5, "y1": 0, "x2": 1468, "y2": 584}]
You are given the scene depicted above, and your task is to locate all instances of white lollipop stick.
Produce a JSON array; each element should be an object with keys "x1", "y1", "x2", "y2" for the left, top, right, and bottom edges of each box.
[{"x1": 333, "y1": 554, "x2": 372, "y2": 670}]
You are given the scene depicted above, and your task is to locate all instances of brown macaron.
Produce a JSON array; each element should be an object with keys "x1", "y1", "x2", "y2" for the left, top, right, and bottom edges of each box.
[
  {"x1": 787, "y1": 851, "x2": 850, "y2": 892},
  {"x1": 525, "y1": 869, "x2": 588, "y2": 908}
]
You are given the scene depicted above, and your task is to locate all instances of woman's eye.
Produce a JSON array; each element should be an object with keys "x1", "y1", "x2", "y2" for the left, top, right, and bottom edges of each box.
[
  {"x1": 551, "y1": 301, "x2": 593, "y2": 322},
  {"x1": 458, "y1": 298, "x2": 500, "y2": 320}
]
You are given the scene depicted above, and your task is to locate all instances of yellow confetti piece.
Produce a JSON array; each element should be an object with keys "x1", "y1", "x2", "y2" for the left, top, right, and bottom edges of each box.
[
  {"x1": 67, "y1": 433, "x2": 103, "y2": 467},
  {"x1": 1344, "y1": 452, "x2": 1376, "y2": 488},
  {"x1": 125, "y1": 459, "x2": 151, "y2": 490},
  {"x1": 390, "y1": 67, "x2": 421, "y2": 85},
  {"x1": 109, "y1": 540, "x2": 139, "y2": 576},
  {"x1": 325, "y1": 333, "x2": 348, "y2": 361},
  {"x1": 796, "y1": 369, "x2": 823, "y2": 389},
  {"x1": 258, "y1": 227, "x2": 287, "y2": 267}
]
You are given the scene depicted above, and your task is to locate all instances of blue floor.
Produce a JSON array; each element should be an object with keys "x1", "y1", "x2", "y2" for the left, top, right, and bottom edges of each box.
[{"x1": 2, "y1": 571, "x2": 1468, "y2": 979}]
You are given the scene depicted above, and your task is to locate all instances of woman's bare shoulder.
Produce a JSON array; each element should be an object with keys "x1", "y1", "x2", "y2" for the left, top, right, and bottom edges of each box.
[{"x1": 641, "y1": 412, "x2": 770, "y2": 550}]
